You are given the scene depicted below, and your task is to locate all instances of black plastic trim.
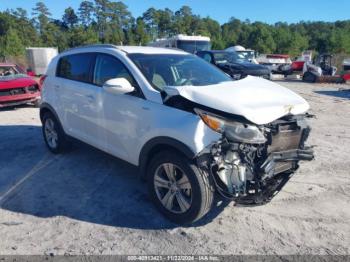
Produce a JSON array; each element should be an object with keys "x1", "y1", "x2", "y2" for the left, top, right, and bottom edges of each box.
[{"x1": 138, "y1": 136, "x2": 196, "y2": 178}]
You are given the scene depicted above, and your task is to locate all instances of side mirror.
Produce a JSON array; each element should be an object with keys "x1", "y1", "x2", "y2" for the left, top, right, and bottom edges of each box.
[{"x1": 102, "y1": 78, "x2": 135, "y2": 95}]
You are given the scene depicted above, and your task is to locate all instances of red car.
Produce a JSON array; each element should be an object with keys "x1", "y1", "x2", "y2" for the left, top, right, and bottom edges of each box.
[{"x1": 0, "y1": 63, "x2": 41, "y2": 108}]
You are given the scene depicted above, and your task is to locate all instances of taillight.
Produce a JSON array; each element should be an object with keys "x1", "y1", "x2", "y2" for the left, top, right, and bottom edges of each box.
[{"x1": 39, "y1": 75, "x2": 47, "y2": 88}]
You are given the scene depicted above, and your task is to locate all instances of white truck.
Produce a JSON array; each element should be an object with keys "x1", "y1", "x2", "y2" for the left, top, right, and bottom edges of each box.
[
  {"x1": 148, "y1": 34, "x2": 211, "y2": 54},
  {"x1": 26, "y1": 47, "x2": 58, "y2": 76}
]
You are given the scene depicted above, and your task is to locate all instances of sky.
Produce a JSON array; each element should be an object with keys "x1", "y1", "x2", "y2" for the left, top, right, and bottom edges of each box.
[{"x1": 1, "y1": 0, "x2": 349, "y2": 25}]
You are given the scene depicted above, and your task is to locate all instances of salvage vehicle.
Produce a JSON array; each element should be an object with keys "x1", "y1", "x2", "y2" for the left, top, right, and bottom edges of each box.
[
  {"x1": 40, "y1": 45, "x2": 314, "y2": 224},
  {"x1": 257, "y1": 54, "x2": 293, "y2": 76},
  {"x1": 197, "y1": 50, "x2": 271, "y2": 80},
  {"x1": 0, "y1": 63, "x2": 41, "y2": 108}
]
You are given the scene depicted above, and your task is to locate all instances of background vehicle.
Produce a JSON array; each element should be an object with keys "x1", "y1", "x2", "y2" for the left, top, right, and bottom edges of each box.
[
  {"x1": 225, "y1": 45, "x2": 258, "y2": 64},
  {"x1": 26, "y1": 47, "x2": 58, "y2": 76},
  {"x1": 148, "y1": 34, "x2": 211, "y2": 53},
  {"x1": 257, "y1": 54, "x2": 293, "y2": 75},
  {"x1": 0, "y1": 63, "x2": 40, "y2": 108},
  {"x1": 40, "y1": 45, "x2": 313, "y2": 224},
  {"x1": 302, "y1": 54, "x2": 345, "y2": 83},
  {"x1": 343, "y1": 58, "x2": 350, "y2": 81},
  {"x1": 197, "y1": 50, "x2": 271, "y2": 79}
]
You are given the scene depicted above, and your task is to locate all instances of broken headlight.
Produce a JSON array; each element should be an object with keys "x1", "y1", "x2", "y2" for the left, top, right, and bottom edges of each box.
[{"x1": 195, "y1": 108, "x2": 266, "y2": 144}]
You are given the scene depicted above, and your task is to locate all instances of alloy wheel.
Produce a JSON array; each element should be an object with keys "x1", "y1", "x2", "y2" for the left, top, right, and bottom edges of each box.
[
  {"x1": 153, "y1": 163, "x2": 192, "y2": 214},
  {"x1": 44, "y1": 118, "x2": 58, "y2": 149}
]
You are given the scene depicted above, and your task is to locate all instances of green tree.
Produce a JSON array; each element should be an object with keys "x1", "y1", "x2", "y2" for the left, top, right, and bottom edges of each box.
[
  {"x1": 62, "y1": 7, "x2": 78, "y2": 28},
  {"x1": 32, "y1": 1, "x2": 51, "y2": 34},
  {"x1": 78, "y1": 1, "x2": 95, "y2": 26},
  {"x1": 1, "y1": 27, "x2": 24, "y2": 57}
]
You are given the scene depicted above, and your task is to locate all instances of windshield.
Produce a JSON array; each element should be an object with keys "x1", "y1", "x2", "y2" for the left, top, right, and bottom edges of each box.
[
  {"x1": 177, "y1": 40, "x2": 211, "y2": 53},
  {"x1": 0, "y1": 66, "x2": 27, "y2": 81},
  {"x1": 129, "y1": 54, "x2": 232, "y2": 91},
  {"x1": 213, "y1": 52, "x2": 246, "y2": 64},
  {"x1": 237, "y1": 51, "x2": 255, "y2": 60}
]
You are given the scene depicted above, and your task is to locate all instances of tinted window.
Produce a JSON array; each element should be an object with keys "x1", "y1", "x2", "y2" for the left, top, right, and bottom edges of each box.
[
  {"x1": 93, "y1": 54, "x2": 137, "y2": 87},
  {"x1": 57, "y1": 53, "x2": 94, "y2": 83}
]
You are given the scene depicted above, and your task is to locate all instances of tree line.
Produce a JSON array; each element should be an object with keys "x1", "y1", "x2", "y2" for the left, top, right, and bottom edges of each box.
[{"x1": 1, "y1": 0, "x2": 350, "y2": 62}]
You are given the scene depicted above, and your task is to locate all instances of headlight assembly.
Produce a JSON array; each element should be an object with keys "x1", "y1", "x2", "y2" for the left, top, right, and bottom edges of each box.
[{"x1": 194, "y1": 108, "x2": 266, "y2": 144}]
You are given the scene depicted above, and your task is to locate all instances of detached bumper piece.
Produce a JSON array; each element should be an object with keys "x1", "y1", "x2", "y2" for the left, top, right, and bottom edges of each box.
[{"x1": 261, "y1": 147, "x2": 314, "y2": 181}]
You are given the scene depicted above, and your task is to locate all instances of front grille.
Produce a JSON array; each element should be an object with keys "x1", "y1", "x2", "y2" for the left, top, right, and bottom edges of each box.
[
  {"x1": 0, "y1": 85, "x2": 39, "y2": 97},
  {"x1": 0, "y1": 88, "x2": 26, "y2": 96}
]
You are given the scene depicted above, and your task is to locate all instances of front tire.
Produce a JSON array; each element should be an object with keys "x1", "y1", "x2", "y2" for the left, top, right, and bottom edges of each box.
[
  {"x1": 42, "y1": 112, "x2": 70, "y2": 154},
  {"x1": 303, "y1": 71, "x2": 317, "y2": 83},
  {"x1": 147, "y1": 151, "x2": 214, "y2": 225}
]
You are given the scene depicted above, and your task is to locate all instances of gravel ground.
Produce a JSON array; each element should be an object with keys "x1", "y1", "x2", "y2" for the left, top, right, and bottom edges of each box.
[{"x1": 0, "y1": 80, "x2": 349, "y2": 255}]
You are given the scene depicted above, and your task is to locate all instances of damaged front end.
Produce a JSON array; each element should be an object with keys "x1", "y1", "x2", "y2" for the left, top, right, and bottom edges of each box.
[{"x1": 196, "y1": 111, "x2": 314, "y2": 205}]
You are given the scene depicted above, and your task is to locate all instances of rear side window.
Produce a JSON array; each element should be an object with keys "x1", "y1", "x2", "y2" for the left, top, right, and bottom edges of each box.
[{"x1": 56, "y1": 53, "x2": 94, "y2": 83}]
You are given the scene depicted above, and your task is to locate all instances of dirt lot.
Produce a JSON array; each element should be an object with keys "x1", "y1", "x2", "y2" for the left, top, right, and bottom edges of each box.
[{"x1": 0, "y1": 81, "x2": 349, "y2": 255}]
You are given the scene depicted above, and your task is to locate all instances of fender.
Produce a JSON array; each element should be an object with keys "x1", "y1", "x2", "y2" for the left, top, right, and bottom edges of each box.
[{"x1": 138, "y1": 136, "x2": 196, "y2": 178}]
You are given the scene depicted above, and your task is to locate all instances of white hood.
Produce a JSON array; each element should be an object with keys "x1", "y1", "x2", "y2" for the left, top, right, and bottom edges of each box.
[{"x1": 164, "y1": 76, "x2": 310, "y2": 125}]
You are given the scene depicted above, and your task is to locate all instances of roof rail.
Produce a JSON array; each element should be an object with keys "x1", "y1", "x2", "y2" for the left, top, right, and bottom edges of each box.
[{"x1": 61, "y1": 44, "x2": 121, "y2": 54}]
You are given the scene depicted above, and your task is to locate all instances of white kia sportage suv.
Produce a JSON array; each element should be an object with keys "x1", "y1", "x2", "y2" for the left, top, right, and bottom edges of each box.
[{"x1": 40, "y1": 45, "x2": 314, "y2": 224}]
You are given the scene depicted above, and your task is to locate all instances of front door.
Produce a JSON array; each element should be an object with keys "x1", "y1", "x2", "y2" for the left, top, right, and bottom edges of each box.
[{"x1": 92, "y1": 53, "x2": 149, "y2": 161}]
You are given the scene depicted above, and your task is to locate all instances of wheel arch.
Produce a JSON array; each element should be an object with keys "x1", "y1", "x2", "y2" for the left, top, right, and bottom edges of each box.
[
  {"x1": 39, "y1": 103, "x2": 66, "y2": 134},
  {"x1": 138, "y1": 136, "x2": 196, "y2": 180}
]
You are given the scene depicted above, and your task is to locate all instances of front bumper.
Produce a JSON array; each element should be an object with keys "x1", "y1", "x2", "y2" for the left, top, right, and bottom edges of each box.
[
  {"x1": 202, "y1": 114, "x2": 314, "y2": 203},
  {"x1": 0, "y1": 96, "x2": 40, "y2": 108},
  {"x1": 0, "y1": 88, "x2": 41, "y2": 108}
]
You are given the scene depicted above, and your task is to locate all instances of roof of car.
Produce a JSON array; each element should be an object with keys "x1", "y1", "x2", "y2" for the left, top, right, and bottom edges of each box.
[
  {"x1": 62, "y1": 44, "x2": 188, "y2": 55},
  {"x1": 119, "y1": 46, "x2": 187, "y2": 55}
]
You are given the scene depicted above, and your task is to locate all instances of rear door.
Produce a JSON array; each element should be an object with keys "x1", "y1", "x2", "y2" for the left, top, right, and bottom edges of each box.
[{"x1": 56, "y1": 53, "x2": 104, "y2": 147}]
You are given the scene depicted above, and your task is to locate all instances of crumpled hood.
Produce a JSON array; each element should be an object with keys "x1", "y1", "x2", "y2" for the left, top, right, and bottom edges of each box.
[{"x1": 164, "y1": 76, "x2": 310, "y2": 125}]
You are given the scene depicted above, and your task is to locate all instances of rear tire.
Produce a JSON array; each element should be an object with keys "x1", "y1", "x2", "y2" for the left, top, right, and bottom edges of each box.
[
  {"x1": 147, "y1": 151, "x2": 214, "y2": 225},
  {"x1": 42, "y1": 112, "x2": 70, "y2": 154}
]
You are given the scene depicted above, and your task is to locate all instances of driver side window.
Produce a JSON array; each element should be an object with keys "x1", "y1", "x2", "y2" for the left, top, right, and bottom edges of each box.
[{"x1": 93, "y1": 54, "x2": 137, "y2": 87}]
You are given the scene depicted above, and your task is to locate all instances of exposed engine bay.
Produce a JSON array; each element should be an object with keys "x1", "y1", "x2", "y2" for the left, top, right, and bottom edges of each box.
[
  {"x1": 196, "y1": 114, "x2": 314, "y2": 204},
  {"x1": 162, "y1": 76, "x2": 314, "y2": 205}
]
